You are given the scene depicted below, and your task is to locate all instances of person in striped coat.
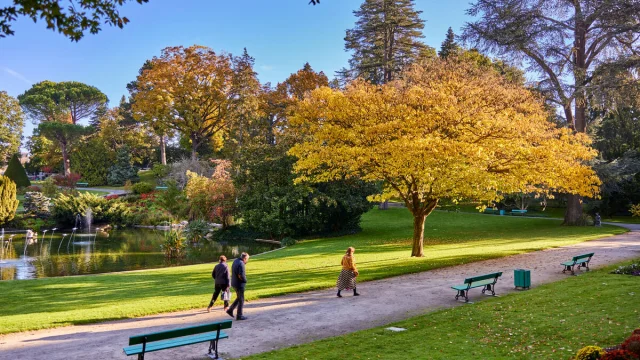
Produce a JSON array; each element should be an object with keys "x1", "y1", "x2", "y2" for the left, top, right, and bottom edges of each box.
[{"x1": 337, "y1": 247, "x2": 360, "y2": 297}]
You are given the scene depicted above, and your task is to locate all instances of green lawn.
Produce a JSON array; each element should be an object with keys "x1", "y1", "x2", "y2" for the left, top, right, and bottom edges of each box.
[
  {"x1": 243, "y1": 261, "x2": 640, "y2": 360},
  {"x1": 0, "y1": 209, "x2": 626, "y2": 334},
  {"x1": 16, "y1": 194, "x2": 24, "y2": 212},
  {"x1": 90, "y1": 169, "x2": 156, "y2": 190}
]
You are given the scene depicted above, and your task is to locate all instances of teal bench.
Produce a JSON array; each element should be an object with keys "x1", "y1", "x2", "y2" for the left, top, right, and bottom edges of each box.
[
  {"x1": 484, "y1": 208, "x2": 500, "y2": 215},
  {"x1": 511, "y1": 209, "x2": 527, "y2": 216},
  {"x1": 123, "y1": 320, "x2": 232, "y2": 360},
  {"x1": 76, "y1": 182, "x2": 89, "y2": 187},
  {"x1": 155, "y1": 186, "x2": 168, "y2": 191},
  {"x1": 451, "y1": 272, "x2": 503, "y2": 302},
  {"x1": 561, "y1": 253, "x2": 594, "y2": 275}
]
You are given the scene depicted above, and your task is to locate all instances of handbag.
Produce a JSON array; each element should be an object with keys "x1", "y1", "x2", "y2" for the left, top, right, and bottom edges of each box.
[{"x1": 221, "y1": 289, "x2": 231, "y2": 301}]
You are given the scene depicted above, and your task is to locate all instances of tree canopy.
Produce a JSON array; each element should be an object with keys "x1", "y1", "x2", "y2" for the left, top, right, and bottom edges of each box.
[
  {"x1": 289, "y1": 58, "x2": 599, "y2": 257},
  {"x1": 1, "y1": 0, "x2": 149, "y2": 41},
  {"x1": 0, "y1": 91, "x2": 24, "y2": 165}
]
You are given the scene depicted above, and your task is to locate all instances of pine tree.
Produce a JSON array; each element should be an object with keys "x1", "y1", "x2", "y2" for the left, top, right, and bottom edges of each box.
[
  {"x1": 341, "y1": 0, "x2": 431, "y2": 84},
  {"x1": 4, "y1": 153, "x2": 30, "y2": 188},
  {"x1": 0, "y1": 175, "x2": 18, "y2": 224},
  {"x1": 439, "y1": 27, "x2": 460, "y2": 59}
]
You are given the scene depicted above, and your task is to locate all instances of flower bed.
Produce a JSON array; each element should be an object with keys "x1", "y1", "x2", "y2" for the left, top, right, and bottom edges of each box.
[{"x1": 611, "y1": 263, "x2": 640, "y2": 276}]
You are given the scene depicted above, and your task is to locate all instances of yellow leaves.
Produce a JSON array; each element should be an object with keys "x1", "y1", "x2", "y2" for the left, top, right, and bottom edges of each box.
[{"x1": 288, "y1": 58, "x2": 600, "y2": 208}]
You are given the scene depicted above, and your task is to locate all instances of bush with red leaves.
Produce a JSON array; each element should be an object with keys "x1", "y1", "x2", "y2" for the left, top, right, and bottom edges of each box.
[
  {"x1": 53, "y1": 173, "x2": 82, "y2": 189},
  {"x1": 601, "y1": 349, "x2": 638, "y2": 360},
  {"x1": 622, "y1": 335, "x2": 640, "y2": 358}
]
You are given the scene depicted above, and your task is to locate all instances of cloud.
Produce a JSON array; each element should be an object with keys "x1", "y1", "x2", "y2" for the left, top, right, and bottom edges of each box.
[{"x1": 3, "y1": 67, "x2": 32, "y2": 85}]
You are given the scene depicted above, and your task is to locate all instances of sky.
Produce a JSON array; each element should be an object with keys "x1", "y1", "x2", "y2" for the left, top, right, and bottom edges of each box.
[{"x1": 0, "y1": 0, "x2": 474, "y2": 148}]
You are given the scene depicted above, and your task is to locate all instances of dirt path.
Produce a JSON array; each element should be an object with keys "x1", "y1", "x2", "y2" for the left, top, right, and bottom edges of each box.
[{"x1": 1, "y1": 226, "x2": 639, "y2": 360}]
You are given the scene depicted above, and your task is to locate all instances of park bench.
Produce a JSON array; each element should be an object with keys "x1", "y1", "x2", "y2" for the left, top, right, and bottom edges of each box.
[
  {"x1": 76, "y1": 182, "x2": 89, "y2": 187},
  {"x1": 484, "y1": 208, "x2": 500, "y2": 215},
  {"x1": 155, "y1": 186, "x2": 168, "y2": 190},
  {"x1": 561, "y1": 253, "x2": 594, "y2": 275},
  {"x1": 123, "y1": 320, "x2": 232, "y2": 360},
  {"x1": 511, "y1": 209, "x2": 527, "y2": 216},
  {"x1": 451, "y1": 272, "x2": 502, "y2": 302}
]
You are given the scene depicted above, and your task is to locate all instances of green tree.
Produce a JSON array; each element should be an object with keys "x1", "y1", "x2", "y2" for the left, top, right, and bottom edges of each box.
[
  {"x1": 37, "y1": 122, "x2": 87, "y2": 175},
  {"x1": 71, "y1": 139, "x2": 113, "y2": 186},
  {"x1": 4, "y1": 153, "x2": 30, "y2": 188},
  {"x1": 593, "y1": 108, "x2": 640, "y2": 161},
  {"x1": 463, "y1": 0, "x2": 640, "y2": 225},
  {"x1": 107, "y1": 147, "x2": 138, "y2": 186},
  {"x1": 25, "y1": 132, "x2": 62, "y2": 173},
  {"x1": 0, "y1": 0, "x2": 149, "y2": 41},
  {"x1": 340, "y1": 0, "x2": 431, "y2": 84},
  {"x1": 0, "y1": 175, "x2": 18, "y2": 224},
  {"x1": 0, "y1": 91, "x2": 24, "y2": 165},
  {"x1": 439, "y1": 27, "x2": 460, "y2": 59}
]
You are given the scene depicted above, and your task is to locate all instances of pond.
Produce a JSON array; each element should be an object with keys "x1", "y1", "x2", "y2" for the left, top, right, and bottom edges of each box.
[{"x1": 0, "y1": 229, "x2": 279, "y2": 280}]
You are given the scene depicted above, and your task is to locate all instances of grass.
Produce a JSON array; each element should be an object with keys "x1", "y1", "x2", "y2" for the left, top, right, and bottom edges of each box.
[
  {"x1": 0, "y1": 209, "x2": 626, "y2": 334},
  {"x1": 16, "y1": 194, "x2": 25, "y2": 212},
  {"x1": 243, "y1": 261, "x2": 640, "y2": 360},
  {"x1": 90, "y1": 169, "x2": 156, "y2": 190}
]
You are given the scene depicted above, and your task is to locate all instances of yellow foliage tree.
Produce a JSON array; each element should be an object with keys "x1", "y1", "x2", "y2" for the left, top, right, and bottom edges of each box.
[
  {"x1": 131, "y1": 45, "x2": 235, "y2": 160},
  {"x1": 289, "y1": 59, "x2": 600, "y2": 257}
]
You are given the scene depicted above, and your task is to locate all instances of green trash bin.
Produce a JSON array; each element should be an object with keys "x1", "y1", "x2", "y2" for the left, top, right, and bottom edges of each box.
[{"x1": 514, "y1": 269, "x2": 531, "y2": 289}]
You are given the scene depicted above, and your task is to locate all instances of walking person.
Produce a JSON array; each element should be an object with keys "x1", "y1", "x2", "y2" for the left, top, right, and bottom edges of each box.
[
  {"x1": 337, "y1": 247, "x2": 360, "y2": 297},
  {"x1": 226, "y1": 252, "x2": 250, "y2": 320},
  {"x1": 207, "y1": 255, "x2": 231, "y2": 313}
]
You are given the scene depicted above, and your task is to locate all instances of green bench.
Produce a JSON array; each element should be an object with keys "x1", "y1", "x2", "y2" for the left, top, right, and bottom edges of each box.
[
  {"x1": 451, "y1": 272, "x2": 503, "y2": 302},
  {"x1": 484, "y1": 208, "x2": 500, "y2": 215},
  {"x1": 511, "y1": 209, "x2": 527, "y2": 216},
  {"x1": 155, "y1": 186, "x2": 168, "y2": 190},
  {"x1": 561, "y1": 253, "x2": 594, "y2": 275},
  {"x1": 76, "y1": 182, "x2": 89, "y2": 187},
  {"x1": 123, "y1": 320, "x2": 232, "y2": 360}
]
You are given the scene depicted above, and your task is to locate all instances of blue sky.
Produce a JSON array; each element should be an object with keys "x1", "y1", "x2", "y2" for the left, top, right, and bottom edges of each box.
[{"x1": 0, "y1": 0, "x2": 473, "y2": 144}]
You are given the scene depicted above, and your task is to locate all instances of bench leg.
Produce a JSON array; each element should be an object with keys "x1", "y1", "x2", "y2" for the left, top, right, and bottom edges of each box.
[
  {"x1": 208, "y1": 339, "x2": 219, "y2": 359},
  {"x1": 482, "y1": 284, "x2": 496, "y2": 296},
  {"x1": 454, "y1": 290, "x2": 467, "y2": 302},
  {"x1": 137, "y1": 354, "x2": 144, "y2": 360}
]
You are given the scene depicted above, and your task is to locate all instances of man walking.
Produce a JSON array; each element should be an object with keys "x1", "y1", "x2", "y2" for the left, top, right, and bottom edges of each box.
[
  {"x1": 227, "y1": 252, "x2": 249, "y2": 320},
  {"x1": 207, "y1": 255, "x2": 230, "y2": 313}
]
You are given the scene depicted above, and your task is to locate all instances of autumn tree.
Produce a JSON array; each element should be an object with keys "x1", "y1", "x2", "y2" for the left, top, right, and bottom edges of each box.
[
  {"x1": 0, "y1": 0, "x2": 149, "y2": 41},
  {"x1": 438, "y1": 27, "x2": 460, "y2": 59},
  {"x1": 289, "y1": 59, "x2": 600, "y2": 257},
  {"x1": 463, "y1": 0, "x2": 640, "y2": 225},
  {"x1": 339, "y1": 0, "x2": 433, "y2": 84},
  {"x1": 37, "y1": 122, "x2": 87, "y2": 174},
  {"x1": 0, "y1": 91, "x2": 24, "y2": 165},
  {"x1": 132, "y1": 45, "x2": 235, "y2": 161},
  {"x1": 185, "y1": 160, "x2": 237, "y2": 229}
]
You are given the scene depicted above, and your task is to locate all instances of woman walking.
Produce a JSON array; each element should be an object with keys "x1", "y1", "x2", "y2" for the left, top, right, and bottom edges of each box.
[
  {"x1": 337, "y1": 247, "x2": 360, "y2": 297},
  {"x1": 207, "y1": 255, "x2": 231, "y2": 312}
]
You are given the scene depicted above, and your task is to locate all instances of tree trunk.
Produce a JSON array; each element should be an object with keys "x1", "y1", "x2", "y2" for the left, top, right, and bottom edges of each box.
[
  {"x1": 190, "y1": 136, "x2": 199, "y2": 161},
  {"x1": 564, "y1": 194, "x2": 583, "y2": 225},
  {"x1": 60, "y1": 141, "x2": 70, "y2": 175},
  {"x1": 411, "y1": 213, "x2": 426, "y2": 257},
  {"x1": 159, "y1": 135, "x2": 167, "y2": 165}
]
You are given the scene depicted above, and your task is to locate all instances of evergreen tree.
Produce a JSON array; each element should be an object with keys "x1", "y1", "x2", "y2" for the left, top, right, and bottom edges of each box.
[
  {"x1": 107, "y1": 147, "x2": 139, "y2": 186},
  {"x1": 439, "y1": 27, "x2": 460, "y2": 59},
  {"x1": 341, "y1": 0, "x2": 431, "y2": 84},
  {"x1": 4, "y1": 153, "x2": 30, "y2": 188},
  {"x1": 0, "y1": 175, "x2": 18, "y2": 224}
]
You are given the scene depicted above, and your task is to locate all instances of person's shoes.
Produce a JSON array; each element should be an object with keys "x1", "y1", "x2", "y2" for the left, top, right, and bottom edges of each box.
[
  {"x1": 354, "y1": 292, "x2": 360, "y2": 296},
  {"x1": 226, "y1": 309, "x2": 234, "y2": 318},
  {"x1": 236, "y1": 315, "x2": 248, "y2": 320},
  {"x1": 337, "y1": 292, "x2": 342, "y2": 298},
  {"x1": 206, "y1": 306, "x2": 212, "y2": 313}
]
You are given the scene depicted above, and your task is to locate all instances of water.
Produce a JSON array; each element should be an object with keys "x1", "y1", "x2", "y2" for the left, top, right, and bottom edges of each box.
[{"x1": 0, "y1": 229, "x2": 279, "y2": 280}]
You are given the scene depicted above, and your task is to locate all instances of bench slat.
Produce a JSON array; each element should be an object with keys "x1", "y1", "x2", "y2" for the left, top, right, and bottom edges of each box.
[
  {"x1": 464, "y1": 272, "x2": 502, "y2": 284},
  {"x1": 124, "y1": 331, "x2": 228, "y2": 355},
  {"x1": 572, "y1": 253, "x2": 594, "y2": 261},
  {"x1": 129, "y1": 320, "x2": 232, "y2": 345}
]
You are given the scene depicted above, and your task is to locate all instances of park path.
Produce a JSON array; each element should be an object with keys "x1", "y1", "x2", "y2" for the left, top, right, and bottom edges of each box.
[{"x1": 1, "y1": 225, "x2": 639, "y2": 360}]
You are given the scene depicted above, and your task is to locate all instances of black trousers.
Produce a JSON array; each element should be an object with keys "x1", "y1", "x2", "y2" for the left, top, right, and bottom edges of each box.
[
  {"x1": 209, "y1": 284, "x2": 230, "y2": 307},
  {"x1": 228, "y1": 286, "x2": 245, "y2": 316}
]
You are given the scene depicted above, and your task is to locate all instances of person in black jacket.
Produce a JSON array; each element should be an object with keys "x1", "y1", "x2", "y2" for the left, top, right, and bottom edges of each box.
[
  {"x1": 207, "y1": 255, "x2": 231, "y2": 313},
  {"x1": 226, "y1": 252, "x2": 249, "y2": 320}
]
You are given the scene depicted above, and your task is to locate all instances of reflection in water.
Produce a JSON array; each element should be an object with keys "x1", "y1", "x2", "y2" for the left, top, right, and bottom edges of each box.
[{"x1": 0, "y1": 229, "x2": 278, "y2": 280}]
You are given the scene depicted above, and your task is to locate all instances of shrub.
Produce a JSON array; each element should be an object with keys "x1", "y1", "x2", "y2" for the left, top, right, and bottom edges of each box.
[
  {"x1": 611, "y1": 263, "x2": 640, "y2": 276},
  {"x1": 4, "y1": 153, "x2": 30, "y2": 188},
  {"x1": 51, "y1": 192, "x2": 131, "y2": 226},
  {"x1": 185, "y1": 161, "x2": 237, "y2": 229},
  {"x1": 622, "y1": 335, "x2": 640, "y2": 357},
  {"x1": 152, "y1": 164, "x2": 170, "y2": 179},
  {"x1": 166, "y1": 158, "x2": 213, "y2": 189},
  {"x1": 23, "y1": 192, "x2": 51, "y2": 216},
  {"x1": 576, "y1": 346, "x2": 605, "y2": 360},
  {"x1": 185, "y1": 219, "x2": 210, "y2": 243},
  {"x1": 633, "y1": 329, "x2": 640, "y2": 336},
  {"x1": 281, "y1": 237, "x2": 297, "y2": 247},
  {"x1": 26, "y1": 185, "x2": 41, "y2": 192},
  {"x1": 161, "y1": 229, "x2": 185, "y2": 258},
  {"x1": 0, "y1": 175, "x2": 18, "y2": 224},
  {"x1": 131, "y1": 182, "x2": 155, "y2": 195},
  {"x1": 601, "y1": 349, "x2": 636, "y2": 360},
  {"x1": 156, "y1": 180, "x2": 188, "y2": 218},
  {"x1": 54, "y1": 173, "x2": 82, "y2": 189},
  {"x1": 107, "y1": 147, "x2": 139, "y2": 186},
  {"x1": 71, "y1": 139, "x2": 113, "y2": 186},
  {"x1": 41, "y1": 177, "x2": 59, "y2": 198}
]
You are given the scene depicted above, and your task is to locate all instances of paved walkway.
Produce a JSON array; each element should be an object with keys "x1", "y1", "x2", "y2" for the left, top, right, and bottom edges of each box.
[
  {"x1": 80, "y1": 187, "x2": 128, "y2": 196},
  {"x1": 1, "y1": 226, "x2": 639, "y2": 360}
]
